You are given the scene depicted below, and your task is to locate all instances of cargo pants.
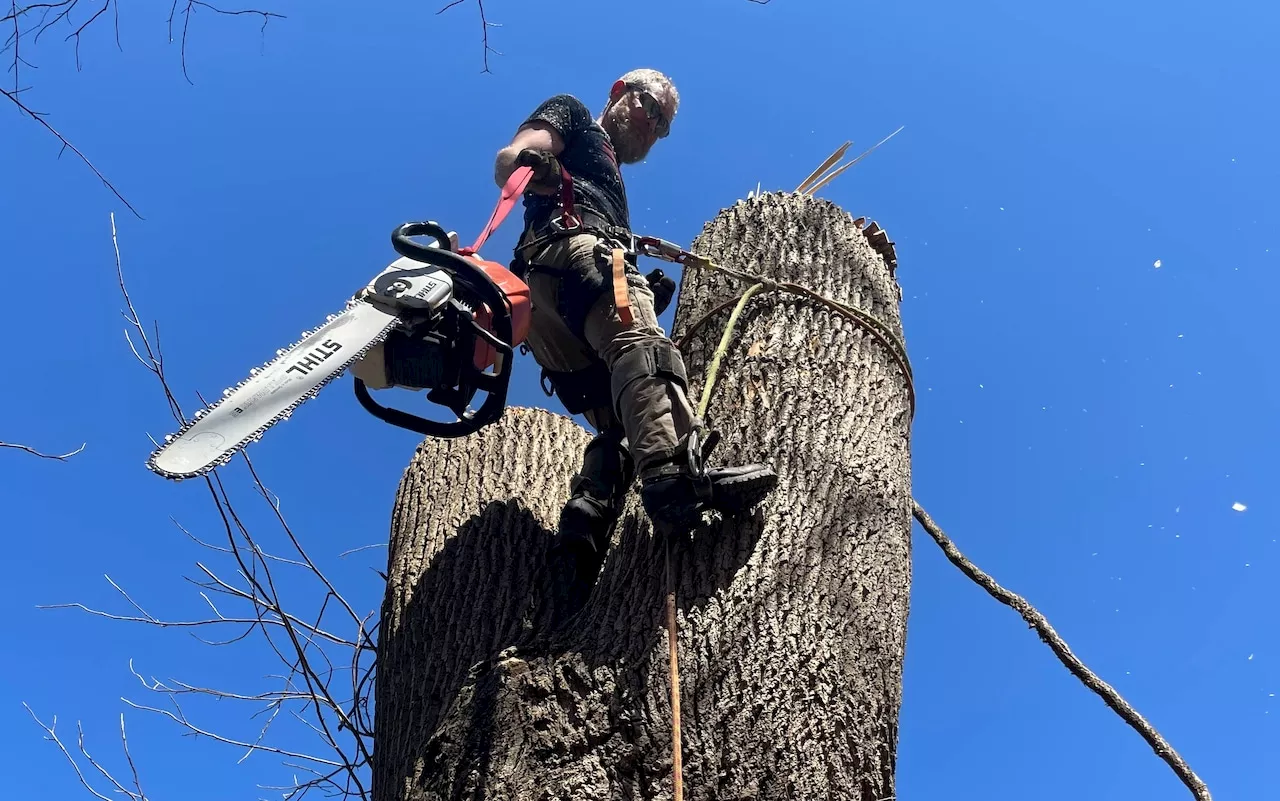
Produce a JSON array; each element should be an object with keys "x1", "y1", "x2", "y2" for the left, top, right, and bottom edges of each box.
[{"x1": 516, "y1": 232, "x2": 697, "y2": 473}]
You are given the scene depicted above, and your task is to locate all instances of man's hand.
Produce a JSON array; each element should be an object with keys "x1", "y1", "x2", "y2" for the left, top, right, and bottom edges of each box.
[
  {"x1": 494, "y1": 121, "x2": 565, "y2": 192},
  {"x1": 517, "y1": 148, "x2": 564, "y2": 195}
]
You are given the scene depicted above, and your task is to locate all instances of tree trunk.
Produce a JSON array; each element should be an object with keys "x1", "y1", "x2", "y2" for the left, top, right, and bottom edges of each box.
[{"x1": 373, "y1": 192, "x2": 914, "y2": 801}]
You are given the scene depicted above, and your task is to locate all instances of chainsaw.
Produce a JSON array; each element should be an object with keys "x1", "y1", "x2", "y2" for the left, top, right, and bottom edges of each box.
[
  {"x1": 146, "y1": 220, "x2": 533, "y2": 480},
  {"x1": 145, "y1": 159, "x2": 689, "y2": 481}
]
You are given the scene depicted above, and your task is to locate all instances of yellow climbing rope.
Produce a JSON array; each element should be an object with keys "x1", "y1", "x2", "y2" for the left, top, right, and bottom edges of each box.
[
  {"x1": 695, "y1": 280, "x2": 771, "y2": 418},
  {"x1": 679, "y1": 252, "x2": 915, "y2": 420}
]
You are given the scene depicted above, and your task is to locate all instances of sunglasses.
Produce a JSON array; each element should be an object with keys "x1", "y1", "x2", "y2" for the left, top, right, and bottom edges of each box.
[{"x1": 627, "y1": 86, "x2": 671, "y2": 138}]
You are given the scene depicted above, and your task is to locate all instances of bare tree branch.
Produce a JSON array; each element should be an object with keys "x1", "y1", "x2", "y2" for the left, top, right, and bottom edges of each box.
[
  {"x1": 1, "y1": 439, "x2": 86, "y2": 459},
  {"x1": 37, "y1": 576, "x2": 362, "y2": 649},
  {"x1": 29, "y1": 213, "x2": 379, "y2": 801},
  {"x1": 5, "y1": 0, "x2": 282, "y2": 211},
  {"x1": 117, "y1": 715, "x2": 148, "y2": 801},
  {"x1": 338, "y1": 543, "x2": 386, "y2": 559},
  {"x1": 8, "y1": 0, "x2": 21, "y2": 92},
  {"x1": 64, "y1": 0, "x2": 113, "y2": 71},
  {"x1": 120, "y1": 695, "x2": 345, "y2": 768},
  {"x1": 1, "y1": 85, "x2": 141, "y2": 217},
  {"x1": 911, "y1": 501, "x2": 1213, "y2": 801},
  {"x1": 168, "y1": 0, "x2": 283, "y2": 84},
  {"x1": 436, "y1": 0, "x2": 499, "y2": 73},
  {"x1": 24, "y1": 704, "x2": 151, "y2": 801}
]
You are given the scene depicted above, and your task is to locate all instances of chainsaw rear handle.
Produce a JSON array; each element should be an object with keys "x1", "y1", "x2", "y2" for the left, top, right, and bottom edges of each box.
[{"x1": 353, "y1": 222, "x2": 515, "y2": 440}]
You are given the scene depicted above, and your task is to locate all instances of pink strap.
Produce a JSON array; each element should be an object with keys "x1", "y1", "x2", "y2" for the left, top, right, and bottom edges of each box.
[
  {"x1": 461, "y1": 166, "x2": 534, "y2": 255},
  {"x1": 460, "y1": 163, "x2": 578, "y2": 256},
  {"x1": 557, "y1": 166, "x2": 577, "y2": 225}
]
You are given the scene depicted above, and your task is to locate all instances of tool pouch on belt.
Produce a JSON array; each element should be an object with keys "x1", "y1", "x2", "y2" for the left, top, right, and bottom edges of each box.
[{"x1": 645, "y1": 268, "x2": 676, "y2": 315}]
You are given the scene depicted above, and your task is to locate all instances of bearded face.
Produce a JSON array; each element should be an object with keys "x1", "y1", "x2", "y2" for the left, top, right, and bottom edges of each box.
[{"x1": 602, "y1": 90, "x2": 671, "y2": 164}]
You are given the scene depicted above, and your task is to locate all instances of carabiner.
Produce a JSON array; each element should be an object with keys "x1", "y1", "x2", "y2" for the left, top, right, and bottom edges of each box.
[{"x1": 635, "y1": 235, "x2": 691, "y2": 264}]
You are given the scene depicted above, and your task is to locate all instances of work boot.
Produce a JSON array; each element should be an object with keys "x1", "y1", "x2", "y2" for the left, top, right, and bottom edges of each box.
[
  {"x1": 556, "y1": 428, "x2": 634, "y2": 556},
  {"x1": 638, "y1": 428, "x2": 778, "y2": 529}
]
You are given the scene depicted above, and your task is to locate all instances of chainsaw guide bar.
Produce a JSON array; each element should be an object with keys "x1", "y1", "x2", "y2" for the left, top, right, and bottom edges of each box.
[{"x1": 146, "y1": 253, "x2": 455, "y2": 480}]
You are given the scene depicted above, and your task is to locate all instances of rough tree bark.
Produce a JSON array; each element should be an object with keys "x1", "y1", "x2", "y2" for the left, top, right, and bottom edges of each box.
[{"x1": 373, "y1": 192, "x2": 914, "y2": 801}]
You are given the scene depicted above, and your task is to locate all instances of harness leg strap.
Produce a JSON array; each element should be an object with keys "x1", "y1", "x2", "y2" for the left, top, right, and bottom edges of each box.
[{"x1": 608, "y1": 339, "x2": 691, "y2": 424}]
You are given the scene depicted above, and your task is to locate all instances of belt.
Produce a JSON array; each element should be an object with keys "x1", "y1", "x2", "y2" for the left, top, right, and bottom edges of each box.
[
  {"x1": 516, "y1": 209, "x2": 639, "y2": 326},
  {"x1": 518, "y1": 208, "x2": 633, "y2": 257}
]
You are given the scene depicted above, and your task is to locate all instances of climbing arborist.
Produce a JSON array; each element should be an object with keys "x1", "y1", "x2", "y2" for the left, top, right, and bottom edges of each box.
[{"x1": 493, "y1": 69, "x2": 778, "y2": 557}]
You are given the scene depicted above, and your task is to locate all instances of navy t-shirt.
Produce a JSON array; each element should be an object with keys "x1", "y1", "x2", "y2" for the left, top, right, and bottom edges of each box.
[{"x1": 518, "y1": 94, "x2": 631, "y2": 232}]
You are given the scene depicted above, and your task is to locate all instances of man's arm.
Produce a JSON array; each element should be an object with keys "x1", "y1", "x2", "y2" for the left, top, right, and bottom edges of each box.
[{"x1": 494, "y1": 121, "x2": 565, "y2": 194}]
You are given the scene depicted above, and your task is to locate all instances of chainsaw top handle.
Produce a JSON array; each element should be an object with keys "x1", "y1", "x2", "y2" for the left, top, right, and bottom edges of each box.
[
  {"x1": 388, "y1": 223, "x2": 515, "y2": 350},
  {"x1": 353, "y1": 221, "x2": 516, "y2": 440}
]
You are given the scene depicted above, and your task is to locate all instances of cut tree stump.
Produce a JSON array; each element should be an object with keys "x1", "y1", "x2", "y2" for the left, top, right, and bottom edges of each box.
[{"x1": 373, "y1": 191, "x2": 913, "y2": 801}]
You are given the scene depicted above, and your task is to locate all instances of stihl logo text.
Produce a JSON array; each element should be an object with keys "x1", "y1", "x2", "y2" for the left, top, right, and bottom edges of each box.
[{"x1": 287, "y1": 339, "x2": 343, "y2": 376}]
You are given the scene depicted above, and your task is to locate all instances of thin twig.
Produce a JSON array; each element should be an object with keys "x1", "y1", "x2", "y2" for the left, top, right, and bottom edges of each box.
[
  {"x1": 32, "y1": 0, "x2": 80, "y2": 44},
  {"x1": 168, "y1": 0, "x2": 283, "y2": 84},
  {"x1": 64, "y1": 0, "x2": 112, "y2": 71},
  {"x1": 436, "y1": 0, "x2": 499, "y2": 73},
  {"x1": 118, "y1": 716, "x2": 147, "y2": 800},
  {"x1": 9, "y1": 0, "x2": 20, "y2": 92},
  {"x1": 1, "y1": 440, "x2": 85, "y2": 459},
  {"x1": 23, "y1": 704, "x2": 148, "y2": 801},
  {"x1": 120, "y1": 697, "x2": 344, "y2": 767},
  {"x1": 79, "y1": 718, "x2": 146, "y2": 801},
  {"x1": 2, "y1": 86, "x2": 141, "y2": 216},
  {"x1": 33, "y1": 214, "x2": 380, "y2": 799},
  {"x1": 38, "y1": 596, "x2": 359, "y2": 649},
  {"x1": 338, "y1": 543, "x2": 386, "y2": 559},
  {"x1": 911, "y1": 500, "x2": 1213, "y2": 801}
]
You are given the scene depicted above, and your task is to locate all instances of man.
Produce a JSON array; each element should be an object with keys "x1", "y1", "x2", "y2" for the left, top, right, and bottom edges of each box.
[{"x1": 493, "y1": 69, "x2": 777, "y2": 557}]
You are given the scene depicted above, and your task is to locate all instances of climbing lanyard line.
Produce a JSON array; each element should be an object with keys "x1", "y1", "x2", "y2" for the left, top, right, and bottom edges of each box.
[
  {"x1": 670, "y1": 254, "x2": 916, "y2": 420},
  {"x1": 656, "y1": 248, "x2": 1210, "y2": 801},
  {"x1": 663, "y1": 280, "x2": 766, "y2": 801},
  {"x1": 665, "y1": 539, "x2": 684, "y2": 801}
]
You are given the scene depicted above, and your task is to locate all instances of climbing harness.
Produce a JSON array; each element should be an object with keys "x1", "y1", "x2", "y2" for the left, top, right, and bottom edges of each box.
[{"x1": 665, "y1": 540, "x2": 684, "y2": 801}]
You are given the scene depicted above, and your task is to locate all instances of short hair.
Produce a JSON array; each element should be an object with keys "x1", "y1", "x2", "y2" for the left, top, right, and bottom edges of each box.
[{"x1": 615, "y1": 68, "x2": 679, "y2": 116}]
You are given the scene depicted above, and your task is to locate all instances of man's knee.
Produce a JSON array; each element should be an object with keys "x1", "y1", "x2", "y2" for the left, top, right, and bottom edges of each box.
[{"x1": 609, "y1": 337, "x2": 690, "y2": 416}]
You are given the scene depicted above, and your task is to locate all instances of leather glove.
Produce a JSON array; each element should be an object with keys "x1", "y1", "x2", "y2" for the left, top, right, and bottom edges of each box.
[
  {"x1": 646, "y1": 268, "x2": 676, "y2": 315},
  {"x1": 517, "y1": 148, "x2": 563, "y2": 194}
]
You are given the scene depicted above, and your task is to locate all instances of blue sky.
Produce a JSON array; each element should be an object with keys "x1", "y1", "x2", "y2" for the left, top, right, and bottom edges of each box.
[{"x1": 3, "y1": 0, "x2": 1276, "y2": 798}]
